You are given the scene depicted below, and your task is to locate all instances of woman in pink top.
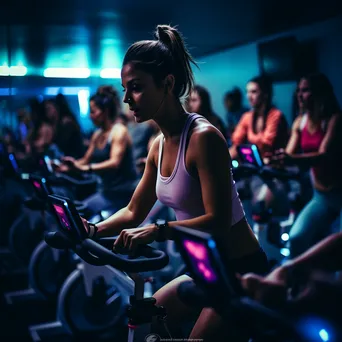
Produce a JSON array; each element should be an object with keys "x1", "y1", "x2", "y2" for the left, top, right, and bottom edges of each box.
[
  {"x1": 271, "y1": 73, "x2": 342, "y2": 257},
  {"x1": 81, "y1": 25, "x2": 268, "y2": 340}
]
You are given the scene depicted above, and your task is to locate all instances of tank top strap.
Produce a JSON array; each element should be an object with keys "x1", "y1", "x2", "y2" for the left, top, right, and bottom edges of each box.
[
  {"x1": 157, "y1": 113, "x2": 202, "y2": 177},
  {"x1": 179, "y1": 113, "x2": 203, "y2": 164},
  {"x1": 158, "y1": 134, "x2": 164, "y2": 172},
  {"x1": 299, "y1": 114, "x2": 308, "y2": 131},
  {"x1": 107, "y1": 124, "x2": 117, "y2": 143}
]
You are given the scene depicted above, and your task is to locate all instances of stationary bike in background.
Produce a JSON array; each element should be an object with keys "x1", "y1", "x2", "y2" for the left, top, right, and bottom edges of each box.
[
  {"x1": 0, "y1": 142, "x2": 33, "y2": 246},
  {"x1": 232, "y1": 144, "x2": 304, "y2": 267},
  {"x1": 1, "y1": 153, "x2": 95, "y2": 271},
  {"x1": 4, "y1": 172, "x2": 118, "y2": 310}
]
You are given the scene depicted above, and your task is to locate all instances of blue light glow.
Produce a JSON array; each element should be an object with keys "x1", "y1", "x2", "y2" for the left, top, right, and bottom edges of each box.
[
  {"x1": 319, "y1": 329, "x2": 329, "y2": 341},
  {"x1": 232, "y1": 160, "x2": 239, "y2": 168}
]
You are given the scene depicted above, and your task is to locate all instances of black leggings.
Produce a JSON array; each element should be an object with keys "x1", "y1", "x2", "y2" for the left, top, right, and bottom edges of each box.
[{"x1": 231, "y1": 248, "x2": 270, "y2": 276}]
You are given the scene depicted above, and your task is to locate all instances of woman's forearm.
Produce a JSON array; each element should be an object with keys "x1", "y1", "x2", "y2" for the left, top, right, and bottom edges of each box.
[
  {"x1": 96, "y1": 207, "x2": 141, "y2": 238},
  {"x1": 282, "y1": 232, "x2": 342, "y2": 277},
  {"x1": 289, "y1": 152, "x2": 325, "y2": 168},
  {"x1": 89, "y1": 159, "x2": 119, "y2": 171},
  {"x1": 163, "y1": 214, "x2": 229, "y2": 240}
]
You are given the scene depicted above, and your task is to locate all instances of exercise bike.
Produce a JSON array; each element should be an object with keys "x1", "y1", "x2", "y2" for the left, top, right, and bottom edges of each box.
[
  {"x1": 173, "y1": 225, "x2": 337, "y2": 342},
  {"x1": 232, "y1": 144, "x2": 302, "y2": 266},
  {"x1": 30, "y1": 194, "x2": 170, "y2": 341},
  {"x1": 4, "y1": 174, "x2": 115, "y2": 310}
]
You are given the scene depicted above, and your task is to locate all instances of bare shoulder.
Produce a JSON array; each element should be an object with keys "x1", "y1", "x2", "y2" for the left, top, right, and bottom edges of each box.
[
  {"x1": 111, "y1": 123, "x2": 131, "y2": 142},
  {"x1": 190, "y1": 117, "x2": 227, "y2": 150},
  {"x1": 40, "y1": 123, "x2": 53, "y2": 134},
  {"x1": 91, "y1": 129, "x2": 102, "y2": 142},
  {"x1": 292, "y1": 115, "x2": 303, "y2": 130},
  {"x1": 113, "y1": 122, "x2": 129, "y2": 135}
]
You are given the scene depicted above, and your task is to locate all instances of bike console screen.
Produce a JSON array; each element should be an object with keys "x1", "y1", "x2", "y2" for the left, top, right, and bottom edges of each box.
[{"x1": 237, "y1": 144, "x2": 263, "y2": 168}]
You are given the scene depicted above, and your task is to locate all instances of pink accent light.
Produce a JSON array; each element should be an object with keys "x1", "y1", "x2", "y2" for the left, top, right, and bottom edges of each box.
[
  {"x1": 33, "y1": 181, "x2": 41, "y2": 189},
  {"x1": 184, "y1": 240, "x2": 207, "y2": 260},
  {"x1": 240, "y1": 148, "x2": 252, "y2": 155},
  {"x1": 53, "y1": 204, "x2": 71, "y2": 230}
]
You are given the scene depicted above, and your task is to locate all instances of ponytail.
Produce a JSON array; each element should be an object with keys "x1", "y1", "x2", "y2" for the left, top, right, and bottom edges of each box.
[{"x1": 123, "y1": 24, "x2": 198, "y2": 98}]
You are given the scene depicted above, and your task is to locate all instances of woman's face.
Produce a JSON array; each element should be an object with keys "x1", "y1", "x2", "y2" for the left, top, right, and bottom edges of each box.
[
  {"x1": 188, "y1": 91, "x2": 201, "y2": 113},
  {"x1": 89, "y1": 100, "x2": 105, "y2": 127},
  {"x1": 45, "y1": 102, "x2": 59, "y2": 123},
  {"x1": 297, "y1": 78, "x2": 312, "y2": 112},
  {"x1": 246, "y1": 82, "x2": 263, "y2": 109},
  {"x1": 121, "y1": 62, "x2": 166, "y2": 123}
]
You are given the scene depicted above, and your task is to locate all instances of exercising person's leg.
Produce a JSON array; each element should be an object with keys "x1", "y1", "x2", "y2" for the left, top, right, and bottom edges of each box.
[
  {"x1": 289, "y1": 190, "x2": 342, "y2": 258},
  {"x1": 153, "y1": 249, "x2": 268, "y2": 340},
  {"x1": 152, "y1": 275, "x2": 199, "y2": 337}
]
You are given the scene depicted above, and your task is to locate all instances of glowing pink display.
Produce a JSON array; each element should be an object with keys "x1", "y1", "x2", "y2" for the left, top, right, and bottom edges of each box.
[
  {"x1": 183, "y1": 239, "x2": 217, "y2": 283},
  {"x1": 240, "y1": 147, "x2": 255, "y2": 164},
  {"x1": 240, "y1": 148, "x2": 252, "y2": 155},
  {"x1": 53, "y1": 204, "x2": 71, "y2": 231},
  {"x1": 184, "y1": 240, "x2": 207, "y2": 260},
  {"x1": 33, "y1": 181, "x2": 41, "y2": 189}
]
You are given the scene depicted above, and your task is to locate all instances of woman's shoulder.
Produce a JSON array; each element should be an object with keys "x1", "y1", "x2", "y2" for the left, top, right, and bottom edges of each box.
[
  {"x1": 268, "y1": 107, "x2": 284, "y2": 118},
  {"x1": 190, "y1": 118, "x2": 227, "y2": 150},
  {"x1": 111, "y1": 122, "x2": 131, "y2": 138}
]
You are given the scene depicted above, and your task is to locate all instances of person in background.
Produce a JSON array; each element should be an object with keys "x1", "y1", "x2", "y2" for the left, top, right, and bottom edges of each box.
[
  {"x1": 224, "y1": 87, "x2": 249, "y2": 141},
  {"x1": 229, "y1": 75, "x2": 288, "y2": 160},
  {"x1": 55, "y1": 86, "x2": 137, "y2": 213},
  {"x1": 16, "y1": 108, "x2": 32, "y2": 148},
  {"x1": 188, "y1": 85, "x2": 227, "y2": 138},
  {"x1": 46, "y1": 94, "x2": 84, "y2": 158},
  {"x1": 24, "y1": 98, "x2": 55, "y2": 158},
  {"x1": 229, "y1": 75, "x2": 289, "y2": 217},
  {"x1": 270, "y1": 73, "x2": 342, "y2": 258}
]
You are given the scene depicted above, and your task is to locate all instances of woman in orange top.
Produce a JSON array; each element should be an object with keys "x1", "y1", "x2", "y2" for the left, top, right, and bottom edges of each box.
[
  {"x1": 229, "y1": 75, "x2": 289, "y2": 216},
  {"x1": 229, "y1": 75, "x2": 288, "y2": 159}
]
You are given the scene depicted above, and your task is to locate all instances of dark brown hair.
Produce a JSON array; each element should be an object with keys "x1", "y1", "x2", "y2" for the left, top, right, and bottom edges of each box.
[{"x1": 123, "y1": 24, "x2": 198, "y2": 98}]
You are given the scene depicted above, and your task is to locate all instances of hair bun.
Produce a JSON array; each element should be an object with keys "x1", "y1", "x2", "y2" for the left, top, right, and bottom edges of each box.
[{"x1": 97, "y1": 85, "x2": 115, "y2": 97}]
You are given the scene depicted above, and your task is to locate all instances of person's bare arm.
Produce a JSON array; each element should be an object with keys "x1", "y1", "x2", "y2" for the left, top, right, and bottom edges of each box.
[
  {"x1": 288, "y1": 114, "x2": 340, "y2": 167},
  {"x1": 90, "y1": 125, "x2": 130, "y2": 171},
  {"x1": 241, "y1": 232, "x2": 342, "y2": 304},
  {"x1": 285, "y1": 116, "x2": 302, "y2": 154},
  {"x1": 33, "y1": 124, "x2": 54, "y2": 152},
  {"x1": 71, "y1": 130, "x2": 99, "y2": 165},
  {"x1": 95, "y1": 137, "x2": 160, "y2": 237}
]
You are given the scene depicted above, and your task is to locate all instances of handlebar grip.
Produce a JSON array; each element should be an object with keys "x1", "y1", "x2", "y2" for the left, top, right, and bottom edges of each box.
[
  {"x1": 75, "y1": 244, "x2": 107, "y2": 266},
  {"x1": 44, "y1": 231, "x2": 75, "y2": 250},
  {"x1": 81, "y1": 238, "x2": 169, "y2": 273}
]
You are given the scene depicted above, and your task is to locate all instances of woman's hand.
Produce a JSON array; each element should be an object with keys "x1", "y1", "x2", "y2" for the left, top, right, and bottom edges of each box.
[
  {"x1": 269, "y1": 149, "x2": 294, "y2": 166},
  {"x1": 51, "y1": 159, "x2": 69, "y2": 173},
  {"x1": 113, "y1": 225, "x2": 159, "y2": 252},
  {"x1": 61, "y1": 156, "x2": 76, "y2": 164},
  {"x1": 240, "y1": 266, "x2": 289, "y2": 307},
  {"x1": 80, "y1": 217, "x2": 91, "y2": 235},
  {"x1": 60, "y1": 156, "x2": 88, "y2": 172}
]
